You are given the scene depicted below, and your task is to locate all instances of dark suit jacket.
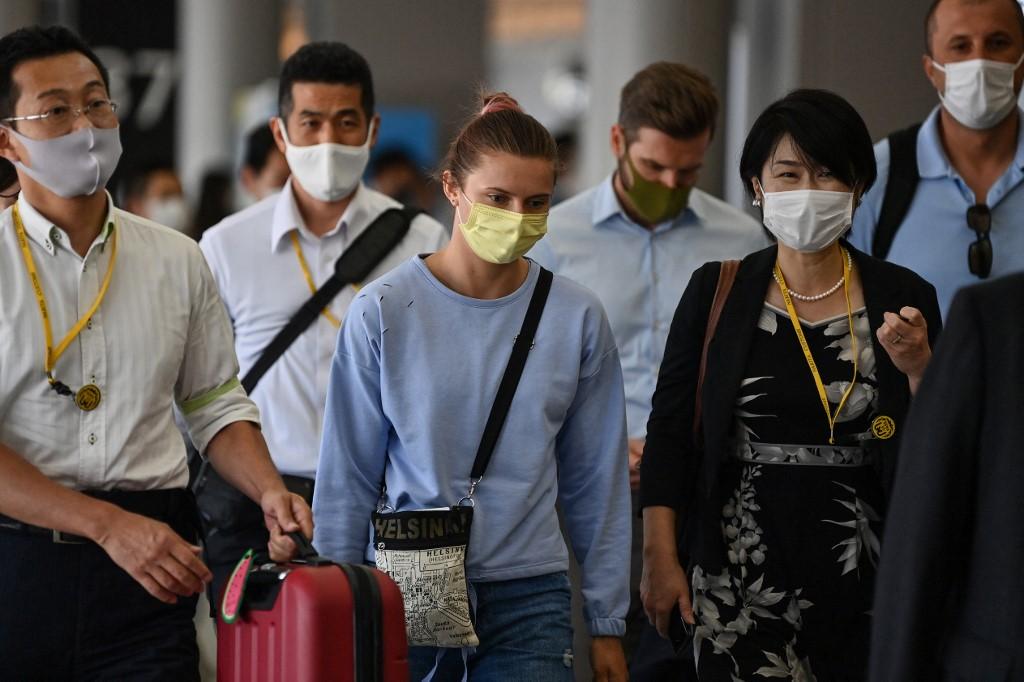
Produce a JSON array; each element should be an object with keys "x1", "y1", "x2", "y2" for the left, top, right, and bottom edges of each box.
[
  {"x1": 640, "y1": 242, "x2": 942, "y2": 556},
  {"x1": 870, "y1": 273, "x2": 1024, "y2": 682}
]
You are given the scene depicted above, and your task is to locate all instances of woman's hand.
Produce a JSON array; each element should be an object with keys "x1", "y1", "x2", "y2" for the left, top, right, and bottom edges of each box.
[
  {"x1": 641, "y1": 506, "x2": 694, "y2": 640},
  {"x1": 876, "y1": 306, "x2": 931, "y2": 394},
  {"x1": 641, "y1": 550, "x2": 694, "y2": 638},
  {"x1": 591, "y1": 637, "x2": 628, "y2": 682}
]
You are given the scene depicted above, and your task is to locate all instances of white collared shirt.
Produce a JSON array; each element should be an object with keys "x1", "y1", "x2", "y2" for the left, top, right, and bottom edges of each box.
[
  {"x1": 0, "y1": 195, "x2": 260, "y2": 491},
  {"x1": 200, "y1": 180, "x2": 448, "y2": 478}
]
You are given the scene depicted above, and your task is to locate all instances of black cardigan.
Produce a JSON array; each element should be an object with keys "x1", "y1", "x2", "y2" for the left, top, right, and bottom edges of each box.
[{"x1": 639, "y1": 242, "x2": 942, "y2": 546}]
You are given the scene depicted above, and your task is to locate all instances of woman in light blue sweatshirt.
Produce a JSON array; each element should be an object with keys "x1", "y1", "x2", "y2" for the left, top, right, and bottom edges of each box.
[{"x1": 313, "y1": 93, "x2": 631, "y2": 681}]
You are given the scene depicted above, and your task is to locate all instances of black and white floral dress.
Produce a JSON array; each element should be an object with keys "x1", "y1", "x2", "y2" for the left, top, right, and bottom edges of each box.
[{"x1": 692, "y1": 304, "x2": 883, "y2": 682}]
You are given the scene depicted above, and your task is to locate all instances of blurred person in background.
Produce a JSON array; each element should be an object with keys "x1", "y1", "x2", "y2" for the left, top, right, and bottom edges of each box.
[
  {"x1": 850, "y1": 0, "x2": 1024, "y2": 317},
  {"x1": 191, "y1": 167, "x2": 233, "y2": 241},
  {"x1": 121, "y1": 159, "x2": 190, "y2": 233},
  {"x1": 239, "y1": 124, "x2": 289, "y2": 203},
  {"x1": 197, "y1": 41, "x2": 447, "y2": 604},
  {"x1": 531, "y1": 62, "x2": 767, "y2": 681},
  {"x1": 367, "y1": 145, "x2": 442, "y2": 219}
]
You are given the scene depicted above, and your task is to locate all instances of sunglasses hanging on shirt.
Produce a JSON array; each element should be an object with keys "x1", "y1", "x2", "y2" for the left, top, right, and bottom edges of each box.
[{"x1": 966, "y1": 203, "x2": 992, "y2": 279}]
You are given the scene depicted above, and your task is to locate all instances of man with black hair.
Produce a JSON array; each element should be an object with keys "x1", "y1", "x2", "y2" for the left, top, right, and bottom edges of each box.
[
  {"x1": 240, "y1": 124, "x2": 289, "y2": 202},
  {"x1": 851, "y1": 0, "x2": 1024, "y2": 317},
  {"x1": 0, "y1": 25, "x2": 311, "y2": 679},
  {"x1": 199, "y1": 41, "x2": 447, "y2": 601}
]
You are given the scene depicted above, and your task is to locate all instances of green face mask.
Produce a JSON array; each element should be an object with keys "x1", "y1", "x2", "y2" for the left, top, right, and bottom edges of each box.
[{"x1": 620, "y1": 155, "x2": 691, "y2": 224}]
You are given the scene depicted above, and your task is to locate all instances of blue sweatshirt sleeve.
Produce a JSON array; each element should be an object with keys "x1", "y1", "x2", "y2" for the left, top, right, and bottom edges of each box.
[
  {"x1": 555, "y1": 321, "x2": 631, "y2": 637},
  {"x1": 312, "y1": 296, "x2": 390, "y2": 564}
]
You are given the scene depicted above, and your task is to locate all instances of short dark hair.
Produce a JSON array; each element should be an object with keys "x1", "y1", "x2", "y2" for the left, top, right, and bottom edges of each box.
[
  {"x1": 618, "y1": 62, "x2": 718, "y2": 141},
  {"x1": 278, "y1": 42, "x2": 374, "y2": 120},
  {"x1": 739, "y1": 89, "x2": 877, "y2": 201},
  {"x1": 242, "y1": 125, "x2": 279, "y2": 173},
  {"x1": 120, "y1": 159, "x2": 176, "y2": 203},
  {"x1": 0, "y1": 25, "x2": 110, "y2": 120},
  {"x1": 925, "y1": 0, "x2": 1024, "y2": 55}
]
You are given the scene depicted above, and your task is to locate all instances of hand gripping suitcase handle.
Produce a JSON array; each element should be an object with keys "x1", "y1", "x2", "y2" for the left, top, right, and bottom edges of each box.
[{"x1": 287, "y1": 530, "x2": 331, "y2": 565}]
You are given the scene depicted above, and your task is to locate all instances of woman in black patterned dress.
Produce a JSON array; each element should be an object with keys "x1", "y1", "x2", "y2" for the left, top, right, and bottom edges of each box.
[{"x1": 638, "y1": 90, "x2": 943, "y2": 681}]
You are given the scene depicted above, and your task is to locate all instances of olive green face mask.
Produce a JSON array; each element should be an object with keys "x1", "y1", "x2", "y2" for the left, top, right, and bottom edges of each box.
[{"x1": 620, "y1": 155, "x2": 691, "y2": 225}]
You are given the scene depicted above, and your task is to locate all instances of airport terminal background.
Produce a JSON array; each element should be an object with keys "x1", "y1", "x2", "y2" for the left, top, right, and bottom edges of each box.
[
  {"x1": 2, "y1": 1, "x2": 1023, "y2": 680},
  {"x1": 5, "y1": 0, "x2": 1008, "y2": 230}
]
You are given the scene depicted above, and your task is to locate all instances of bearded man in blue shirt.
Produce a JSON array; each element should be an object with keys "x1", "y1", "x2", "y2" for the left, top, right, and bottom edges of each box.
[{"x1": 531, "y1": 62, "x2": 767, "y2": 679}]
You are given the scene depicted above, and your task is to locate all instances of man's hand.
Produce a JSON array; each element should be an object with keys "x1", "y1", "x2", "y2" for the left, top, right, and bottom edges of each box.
[
  {"x1": 591, "y1": 636, "x2": 628, "y2": 682},
  {"x1": 261, "y1": 488, "x2": 314, "y2": 562},
  {"x1": 628, "y1": 439, "x2": 645, "y2": 491},
  {"x1": 96, "y1": 507, "x2": 211, "y2": 604}
]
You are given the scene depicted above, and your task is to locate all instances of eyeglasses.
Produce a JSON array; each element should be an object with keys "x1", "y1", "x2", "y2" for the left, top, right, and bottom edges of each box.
[
  {"x1": 966, "y1": 203, "x2": 992, "y2": 279},
  {"x1": 2, "y1": 100, "x2": 119, "y2": 134}
]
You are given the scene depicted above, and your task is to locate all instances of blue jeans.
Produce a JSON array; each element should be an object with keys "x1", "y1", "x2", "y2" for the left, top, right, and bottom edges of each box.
[{"x1": 408, "y1": 571, "x2": 574, "y2": 682}]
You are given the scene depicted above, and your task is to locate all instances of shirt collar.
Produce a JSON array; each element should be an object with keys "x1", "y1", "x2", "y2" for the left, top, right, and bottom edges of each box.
[
  {"x1": 917, "y1": 105, "x2": 1024, "y2": 179},
  {"x1": 270, "y1": 178, "x2": 371, "y2": 251},
  {"x1": 15, "y1": 191, "x2": 115, "y2": 257},
  {"x1": 590, "y1": 173, "x2": 700, "y2": 231}
]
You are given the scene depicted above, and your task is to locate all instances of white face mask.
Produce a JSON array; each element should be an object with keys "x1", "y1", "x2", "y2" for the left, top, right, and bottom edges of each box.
[
  {"x1": 279, "y1": 120, "x2": 373, "y2": 202},
  {"x1": 756, "y1": 180, "x2": 854, "y2": 253},
  {"x1": 6, "y1": 125, "x2": 122, "y2": 198},
  {"x1": 144, "y1": 196, "x2": 189, "y2": 232},
  {"x1": 932, "y1": 54, "x2": 1024, "y2": 130}
]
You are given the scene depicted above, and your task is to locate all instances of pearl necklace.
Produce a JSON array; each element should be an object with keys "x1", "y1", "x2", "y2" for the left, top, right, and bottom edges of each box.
[{"x1": 773, "y1": 249, "x2": 853, "y2": 302}]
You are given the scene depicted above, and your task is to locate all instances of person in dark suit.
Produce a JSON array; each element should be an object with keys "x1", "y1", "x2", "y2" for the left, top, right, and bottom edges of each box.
[
  {"x1": 869, "y1": 272, "x2": 1024, "y2": 681},
  {"x1": 639, "y1": 89, "x2": 943, "y2": 680}
]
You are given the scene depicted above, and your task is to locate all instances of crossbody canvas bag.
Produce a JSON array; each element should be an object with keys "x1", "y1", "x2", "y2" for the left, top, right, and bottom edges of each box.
[{"x1": 372, "y1": 267, "x2": 553, "y2": 648}]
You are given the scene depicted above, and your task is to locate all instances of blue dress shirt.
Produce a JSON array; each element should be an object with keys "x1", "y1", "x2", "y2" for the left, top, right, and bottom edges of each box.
[
  {"x1": 531, "y1": 176, "x2": 768, "y2": 439},
  {"x1": 851, "y1": 107, "x2": 1024, "y2": 318}
]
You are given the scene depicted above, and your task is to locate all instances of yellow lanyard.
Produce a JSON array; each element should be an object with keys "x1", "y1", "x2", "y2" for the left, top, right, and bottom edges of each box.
[
  {"x1": 13, "y1": 203, "x2": 117, "y2": 397},
  {"x1": 774, "y1": 247, "x2": 858, "y2": 445},
  {"x1": 289, "y1": 231, "x2": 342, "y2": 328}
]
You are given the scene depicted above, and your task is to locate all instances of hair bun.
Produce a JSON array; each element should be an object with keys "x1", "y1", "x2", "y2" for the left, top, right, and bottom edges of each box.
[{"x1": 480, "y1": 92, "x2": 521, "y2": 117}]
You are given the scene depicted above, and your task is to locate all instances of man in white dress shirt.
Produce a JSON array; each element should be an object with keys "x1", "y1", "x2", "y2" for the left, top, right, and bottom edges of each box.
[
  {"x1": 199, "y1": 41, "x2": 447, "y2": 600},
  {"x1": 0, "y1": 26, "x2": 312, "y2": 680}
]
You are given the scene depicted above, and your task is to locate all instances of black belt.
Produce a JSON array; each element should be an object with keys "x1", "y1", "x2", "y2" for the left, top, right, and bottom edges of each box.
[
  {"x1": 0, "y1": 488, "x2": 195, "y2": 546},
  {"x1": 281, "y1": 474, "x2": 314, "y2": 505}
]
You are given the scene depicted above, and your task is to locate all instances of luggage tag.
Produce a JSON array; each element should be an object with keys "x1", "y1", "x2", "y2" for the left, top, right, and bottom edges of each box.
[{"x1": 220, "y1": 549, "x2": 255, "y2": 624}]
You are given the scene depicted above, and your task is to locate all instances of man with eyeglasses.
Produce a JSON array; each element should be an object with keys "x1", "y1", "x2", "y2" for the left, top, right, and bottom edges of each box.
[
  {"x1": 851, "y1": 0, "x2": 1024, "y2": 317},
  {"x1": 0, "y1": 26, "x2": 312, "y2": 679}
]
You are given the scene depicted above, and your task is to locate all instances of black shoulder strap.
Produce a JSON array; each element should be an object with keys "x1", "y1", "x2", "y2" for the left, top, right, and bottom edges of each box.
[
  {"x1": 469, "y1": 268, "x2": 553, "y2": 481},
  {"x1": 872, "y1": 123, "x2": 922, "y2": 260},
  {"x1": 241, "y1": 206, "x2": 419, "y2": 394}
]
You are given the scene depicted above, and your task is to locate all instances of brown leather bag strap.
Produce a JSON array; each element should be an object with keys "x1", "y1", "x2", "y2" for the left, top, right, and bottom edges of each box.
[{"x1": 693, "y1": 260, "x2": 740, "y2": 440}]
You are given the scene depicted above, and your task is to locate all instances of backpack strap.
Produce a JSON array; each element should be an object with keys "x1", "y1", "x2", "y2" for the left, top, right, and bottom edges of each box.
[{"x1": 872, "y1": 123, "x2": 922, "y2": 260}]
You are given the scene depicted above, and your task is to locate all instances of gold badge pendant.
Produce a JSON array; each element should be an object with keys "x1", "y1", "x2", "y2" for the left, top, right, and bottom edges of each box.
[
  {"x1": 75, "y1": 384, "x2": 102, "y2": 411},
  {"x1": 871, "y1": 415, "x2": 895, "y2": 440}
]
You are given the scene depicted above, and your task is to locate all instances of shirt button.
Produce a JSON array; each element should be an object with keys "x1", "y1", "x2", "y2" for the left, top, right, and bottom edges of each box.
[{"x1": 87, "y1": 433, "x2": 97, "y2": 445}]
